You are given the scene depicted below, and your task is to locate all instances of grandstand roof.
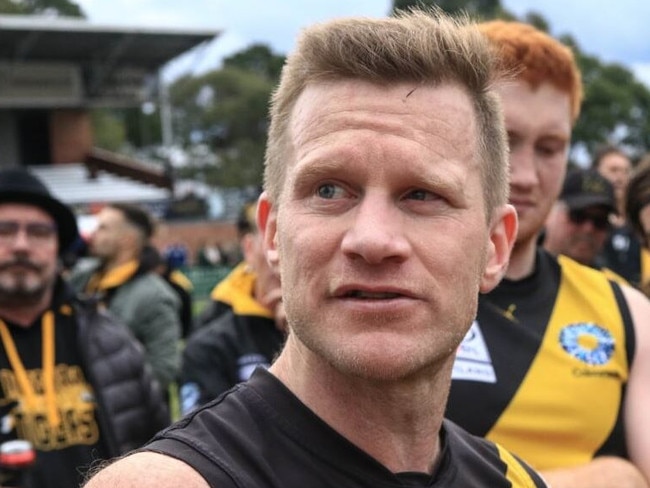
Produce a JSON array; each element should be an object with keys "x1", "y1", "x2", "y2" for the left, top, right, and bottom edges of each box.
[
  {"x1": 30, "y1": 163, "x2": 170, "y2": 209},
  {"x1": 0, "y1": 14, "x2": 218, "y2": 70},
  {"x1": 0, "y1": 14, "x2": 219, "y2": 105}
]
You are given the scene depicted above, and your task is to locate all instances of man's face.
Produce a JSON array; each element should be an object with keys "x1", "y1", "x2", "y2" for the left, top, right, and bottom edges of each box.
[
  {"x1": 499, "y1": 80, "x2": 572, "y2": 247},
  {"x1": 241, "y1": 229, "x2": 283, "y2": 327},
  {"x1": 544, "y1": 202, "x2": 611, "y2": 265},
  {"x1": 0, "y1": 203, "x2": 58, "y2": 307},
  {"x1": 260, "y1": 80, "x2": 514, "y2": 381},
  {"x1": 596, "y1": 153, "x2": 631, "y2": 204},
  {"x1": 88, "y1": 207, "x2": 128, "y2": 262}
]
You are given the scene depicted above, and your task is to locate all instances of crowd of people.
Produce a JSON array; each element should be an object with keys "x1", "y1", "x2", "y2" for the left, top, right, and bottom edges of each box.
[{"x1": 1, "y1": 7, "x2": 650, "y2": 488}]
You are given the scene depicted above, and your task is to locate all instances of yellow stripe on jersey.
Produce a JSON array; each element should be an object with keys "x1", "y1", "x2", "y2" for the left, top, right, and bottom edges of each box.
[
  {"x1": 487, "y1": 256, "x2": 629, "y2": 469},
  {"x1": 496, "y1": 444, "x2": 539, "y2": 488}
]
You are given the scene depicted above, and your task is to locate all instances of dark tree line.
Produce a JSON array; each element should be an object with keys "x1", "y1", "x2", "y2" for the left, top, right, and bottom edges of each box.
[{"x1": 392, "y1": 0, "x2": 650, "y2": 164}]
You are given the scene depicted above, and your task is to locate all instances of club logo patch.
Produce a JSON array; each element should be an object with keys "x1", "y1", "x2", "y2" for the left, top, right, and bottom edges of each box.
[
  {"x1": 452, "y1": 321, "x2": 496, "y2": 383},
  {"x1": 559, "y1": 323, "x2": 614, "y2": 366}
]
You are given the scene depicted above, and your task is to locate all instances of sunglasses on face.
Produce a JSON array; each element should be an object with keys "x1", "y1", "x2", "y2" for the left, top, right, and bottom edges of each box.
[{"x1": 568, "y1": 209, "x2": 611, "y2": 231}]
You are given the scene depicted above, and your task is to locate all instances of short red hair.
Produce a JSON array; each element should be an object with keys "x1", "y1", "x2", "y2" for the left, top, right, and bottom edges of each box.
[{"x1": 479, "y1": 20, "x2": 583, "y2": 123}]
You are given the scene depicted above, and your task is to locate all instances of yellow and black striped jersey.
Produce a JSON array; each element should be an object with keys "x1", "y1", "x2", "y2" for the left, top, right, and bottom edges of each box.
[{"x1": 447, "y1": 248, "x2": 634, "y2": 470}]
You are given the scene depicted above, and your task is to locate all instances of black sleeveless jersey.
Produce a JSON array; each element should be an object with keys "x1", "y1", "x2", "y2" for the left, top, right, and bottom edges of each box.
[{"x1": 144, "y1": 369, "x2": 546, "y2": 487}]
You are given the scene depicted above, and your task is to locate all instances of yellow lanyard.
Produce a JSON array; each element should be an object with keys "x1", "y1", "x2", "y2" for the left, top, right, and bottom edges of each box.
[{"x1": 0, "y1": 311, "x2": 61, "y2": 427}]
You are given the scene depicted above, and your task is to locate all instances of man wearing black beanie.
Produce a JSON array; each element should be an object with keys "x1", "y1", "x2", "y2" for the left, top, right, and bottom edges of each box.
[{"x1": 0, "y1": 167, "x2": 169, "y2": 488}]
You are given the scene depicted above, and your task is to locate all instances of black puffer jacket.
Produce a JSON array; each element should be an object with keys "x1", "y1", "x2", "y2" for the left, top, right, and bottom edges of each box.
[{"x1": 74, "y1": 296, "x2": 170, "y2": 456}]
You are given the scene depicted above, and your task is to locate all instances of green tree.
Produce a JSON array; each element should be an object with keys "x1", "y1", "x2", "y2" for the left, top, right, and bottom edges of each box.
[
  {"x1": 390, "y1": 0, "x2": 650, "y2": 160},
  {"x1": 223, "y1": 43, "x2": 285, "y2": 81},
  {"x1": 572, "y1": 50, "x2": 650, "y2": 160},
  {"x1": 0, "y1": 0, "x2": 85, "y2": 17},
  {"x1": 91, "y1": 109, "x2": 127, "y2": 151},
  {"x1": 168, "y1": 45, "x2": 284, "y2": 187},
  {"x1": 123, "y1": 106, "x2": 163, "y2": 148}
]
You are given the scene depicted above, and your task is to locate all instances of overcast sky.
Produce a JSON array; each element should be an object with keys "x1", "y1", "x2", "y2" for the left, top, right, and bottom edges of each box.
[{"x1": 75, "y1": 0, "x2": 650, "y2": 86}]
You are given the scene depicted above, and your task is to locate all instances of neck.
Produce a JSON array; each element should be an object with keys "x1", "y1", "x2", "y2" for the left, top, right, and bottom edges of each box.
[
  {"x1": 505, "y1": 236, "x2": 538, "y2": 281},
  {"x1": 103, "y1": 252, "x2": 138, "y2": 272},
  {"x1": 270, "y1": 335, "x2": 448, "y2": 473},
  {"x1": 0, "y1": 289, "x2": 53, "y2": 327},
  {"x1": 611, "y1": 212, "x2": 626, "y2": 227}
]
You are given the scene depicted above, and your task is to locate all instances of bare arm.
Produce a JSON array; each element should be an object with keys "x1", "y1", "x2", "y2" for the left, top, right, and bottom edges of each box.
[
  {"x1": 622, "y1": 285, "x2": 650, "y2": 483},
  {"x1": 84, "y1": 452, "x2": 208, "y2": 488},
  {"x1": 540, "y1": 456, "x2": 648, "y2": 488},
  {"x1": 539, "y1": 285, "x2": 650, "y2": 488}
]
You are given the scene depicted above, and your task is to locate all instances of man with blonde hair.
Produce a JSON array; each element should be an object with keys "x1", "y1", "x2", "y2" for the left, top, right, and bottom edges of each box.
[{"x1": 84, "y1": 10, "x2": 548, "y2": 488}]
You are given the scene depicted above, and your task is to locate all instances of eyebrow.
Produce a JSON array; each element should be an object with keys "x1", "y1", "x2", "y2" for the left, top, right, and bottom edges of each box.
[{"x1": 290, "y1": 157, "x2": 351, "y2": 188}]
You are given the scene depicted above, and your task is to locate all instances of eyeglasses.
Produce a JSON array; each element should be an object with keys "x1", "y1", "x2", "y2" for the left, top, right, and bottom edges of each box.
[
  {"x1": 568, "y1": 209, "x2": 611, "y2": 231},
  {"x1": 0, "y1": 220, "x2": 57, "y2": 245}
]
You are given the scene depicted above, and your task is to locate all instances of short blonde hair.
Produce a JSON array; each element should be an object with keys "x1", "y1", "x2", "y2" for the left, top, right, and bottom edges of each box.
[{"x1": 264, "y1": 9, "x2": 509, "y2": 219}]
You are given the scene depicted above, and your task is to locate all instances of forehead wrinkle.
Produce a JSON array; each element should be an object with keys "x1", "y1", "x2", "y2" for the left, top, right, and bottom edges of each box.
[
  {"x1": 291, "y1": 80, "x2": 476, "y2": 148},
  {"x1": 291, "y1": 107, "x2": 478, "y2": 178}
]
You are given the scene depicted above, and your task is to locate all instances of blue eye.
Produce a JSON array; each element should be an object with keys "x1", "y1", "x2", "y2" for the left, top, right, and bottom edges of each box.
[
  {"x1": 317, "y1": 183, "x2": 341, "y2": 199},
  {"x1": 406, "y1": 189, "x2": 438, "y2": 201},
  {"x1": 408, "y1": 189, "x2": 428, "y2": 201}
]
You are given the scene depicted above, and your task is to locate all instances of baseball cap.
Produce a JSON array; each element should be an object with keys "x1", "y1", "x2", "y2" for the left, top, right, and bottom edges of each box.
[{"x1": 560, "y1": 169, "x2": 616, "y2": 213}]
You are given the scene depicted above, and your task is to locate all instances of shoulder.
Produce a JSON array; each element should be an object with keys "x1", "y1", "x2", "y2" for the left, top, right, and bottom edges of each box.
[
  {"x1": 125, "y1": 273, "x2": 180, "y2": 303},
  {"x1": 620, "y1": 285, "x2": 650, "y2": 340},
  {"x1": 181, "y1": 312, "x2": 256, "y2": 369},
  {"x1": 68, "y1": 261, "x2": 100, "y2": 289},
  {"x1": 84, "y1": 452, "x2": 209, "y2": 488},
  {"x1": 557, "y1": 254, "x2": 607, "y2": 279},
  {"x1": 187, "y1": 312, "x2": 237, "y2": 343},
  {"x1": 557, "y1": 255, "x2": 627, "y2": 297},
  {"x1": 443, "y1": 420, "x2": 547, "y2": 487}
]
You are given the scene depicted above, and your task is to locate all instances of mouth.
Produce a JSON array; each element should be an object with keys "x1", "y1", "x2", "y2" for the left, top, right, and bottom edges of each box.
[
  {"x1": 342, "y1": 290, "x2": 404, "y2": 299},
  {"x1": 334, "y1": 283, "x2": 416, "y2": 301},
  {"x1": 0, "y1": 263, "x2": 41, "y2": 273}
]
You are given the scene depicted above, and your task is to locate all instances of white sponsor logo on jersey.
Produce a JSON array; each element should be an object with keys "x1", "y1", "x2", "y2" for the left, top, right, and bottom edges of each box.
[{"x1": 452, "y1": 320, "x2": 496, "y2": 383}]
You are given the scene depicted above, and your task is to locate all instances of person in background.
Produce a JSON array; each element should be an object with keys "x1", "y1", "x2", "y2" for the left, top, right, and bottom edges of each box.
[
  {"x1": 164, "y1": 242, "x2": 188, "y2": 270},
  {"x1": 593, "y1": 144, "x2": 650, "y2": 286},
  {"x1": 543, "y1": 168, "x2": 625, "y2": 282},
  {"x1": 195, "y1": 239, "x2": 223, "y2": 267},
  {"x1": 625, "y1": 154, "x2": 650, "y2": 296},
  {"x1": 593, "y1": 145, "x2": 632, "y2": 212},
  {"x1": 0, "y1": 168, "x2": 169, "y2": 488},
  {"x1": 69, "y1": 203, "x2": 181, "y2": 391},
  {"x1": 194, "y1": 200, "x2": 276, "y2": 329},
  {"x1": 140, "y1": 244, "x2": 194, "y2": 340},
  {"x1": 446, "y1": 19, "x2": 650, "y2": 487},
  {"x1": 83, "y1": 10, "x2": 548, "y2": 488},
  {"x1": 178, "y1": 200, "x2": 286, "y2": 415}
]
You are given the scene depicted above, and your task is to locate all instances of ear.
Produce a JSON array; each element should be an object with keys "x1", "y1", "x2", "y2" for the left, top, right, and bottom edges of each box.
[
  {"x1": 257, "y1": 192, "x2": 280, "y2": 272},
  {"x1": 480, "y1": 204, "x2": 518, "y2": 293}
]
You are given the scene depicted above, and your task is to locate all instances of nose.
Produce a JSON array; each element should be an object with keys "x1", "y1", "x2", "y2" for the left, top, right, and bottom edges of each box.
[
  {"x1": 340, "y1": 193, "x2": 411, "y2": 264},
  {"x1": 10, "y1": 228, "x2": 32, "y2": 250},
  {"x1": 509, "y1": 145, "x2": 538, "y2": 191}
]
